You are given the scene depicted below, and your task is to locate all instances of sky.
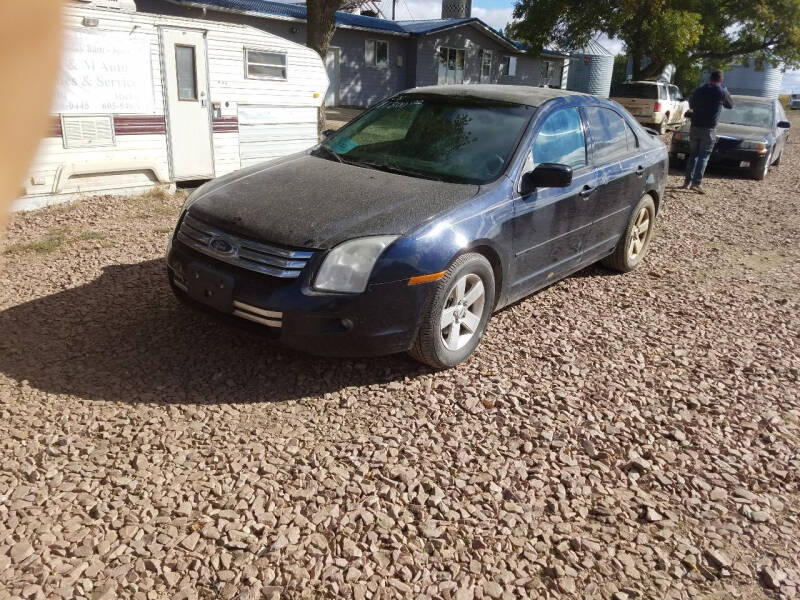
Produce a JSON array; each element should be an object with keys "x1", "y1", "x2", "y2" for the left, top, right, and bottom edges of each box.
[{"x1": 375, "y1": 0, "x2": 799, "y2": 93}]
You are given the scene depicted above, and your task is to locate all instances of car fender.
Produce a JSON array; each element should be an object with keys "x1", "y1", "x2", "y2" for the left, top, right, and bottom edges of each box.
[{"x1": 369, "y1": 183, "x2": 515, "y2": 286}]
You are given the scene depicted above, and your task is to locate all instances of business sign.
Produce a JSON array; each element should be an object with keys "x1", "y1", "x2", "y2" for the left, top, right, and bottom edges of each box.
[{"x1": 53, "y1": 29, "x2": 155, "y2": 114}]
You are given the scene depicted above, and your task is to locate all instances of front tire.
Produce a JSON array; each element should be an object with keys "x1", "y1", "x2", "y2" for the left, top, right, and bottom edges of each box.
[
  {"x1": 409, "y1": 253, "x2": 495, "y2": 369},
  {"x1": 601, "y1": 194, "x2": 656, "y2": 272},
  {"x1": 751, "y1": 149, "x2": 772, "y2": 180}
]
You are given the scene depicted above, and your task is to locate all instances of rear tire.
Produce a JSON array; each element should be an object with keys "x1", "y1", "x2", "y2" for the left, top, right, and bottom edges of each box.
[
  {"x1": 409, "y1": 253, "x2": 495, "y2": 369},
  {"x1": 601, "y1": 194, "x2": 656, "y2": 272}
]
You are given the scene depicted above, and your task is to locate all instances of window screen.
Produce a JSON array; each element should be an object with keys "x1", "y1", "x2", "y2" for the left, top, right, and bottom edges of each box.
[
  {"x1": 584, "y1": 106, "x2": 631, "y2": 163},
  {"x1": 246, "y1": 49, "x2": 287, "y2": 80},
  {"x1": 505, "y1": 56, "x2": 517, "y2": 77},
  {"x1": 175, "y1": 45, "x2": 197, "y2": 101},
  {"x1": 533, "y1": 108, "x2": 586, "y2": 169},
  {"x1": 366, "y1": 40, "x2": 389, "y2": 67}
]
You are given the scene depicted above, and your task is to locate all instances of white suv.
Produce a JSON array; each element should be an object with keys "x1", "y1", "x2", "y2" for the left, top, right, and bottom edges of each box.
[{"x1": 611, "y1": 81, "x2": 689, "y2": 134}]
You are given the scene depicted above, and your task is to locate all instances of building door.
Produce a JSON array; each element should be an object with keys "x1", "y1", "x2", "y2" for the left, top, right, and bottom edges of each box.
[
  {"x1": 480, "y1": 50, "x2": 493, "y2": 83},
  {"x1": 325, "y1": 48, "x2": 340, "y2": 107},
  {"x1": 161, "y1": 28, "x2": 214, "y2": 180}
]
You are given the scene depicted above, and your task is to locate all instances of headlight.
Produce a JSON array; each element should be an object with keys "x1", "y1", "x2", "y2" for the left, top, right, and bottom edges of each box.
[
  {"x1": 740, "y1": 140, "x2": 768, "y2": 153},
  {"x1": 314, "y1": 236, "x2": 398, "y2": 293}
]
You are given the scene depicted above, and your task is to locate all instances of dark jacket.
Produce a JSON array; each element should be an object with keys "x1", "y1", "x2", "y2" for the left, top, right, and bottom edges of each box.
[{"x1": 689, "y1": 83, "x2": 734, "y2": 129}]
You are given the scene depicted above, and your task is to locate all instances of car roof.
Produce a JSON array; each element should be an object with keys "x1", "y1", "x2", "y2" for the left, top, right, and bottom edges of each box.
[
  {"x1": 624, "y1": 80, "x2": 663, "y2": 85},
  {"x1": 403, "y1": 84, "x2": 585, "y2": 107},
  {"x1": 730, "y1": 94, "x2": 775, "y2": 104}
]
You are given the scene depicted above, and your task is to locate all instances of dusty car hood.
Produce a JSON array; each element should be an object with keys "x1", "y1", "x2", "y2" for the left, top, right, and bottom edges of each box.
[
  {"x1": 678, "y1": 122, "x2": 771, "y2": 139},
  {"x1": 186, "y1": 153, "x2": 480, "y2": 249},
  {"x1": 714, "y1": 123, "x2": 772, "y2": 139}
]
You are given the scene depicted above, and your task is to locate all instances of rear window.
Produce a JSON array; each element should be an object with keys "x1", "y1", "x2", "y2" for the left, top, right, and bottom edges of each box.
[{"x1": 611, "y1": 83, "x2": 659, "y2": 99}]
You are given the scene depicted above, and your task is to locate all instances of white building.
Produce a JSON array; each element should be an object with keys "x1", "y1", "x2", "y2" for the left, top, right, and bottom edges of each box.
[{"x1": 17, "y1": 0, "x2": 328, "y2": 211}]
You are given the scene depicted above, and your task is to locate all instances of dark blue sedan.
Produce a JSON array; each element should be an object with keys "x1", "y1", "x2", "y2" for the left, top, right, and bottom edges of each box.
[{"x1": 167, "y1": 85, "x2": 668, "y2": 368}]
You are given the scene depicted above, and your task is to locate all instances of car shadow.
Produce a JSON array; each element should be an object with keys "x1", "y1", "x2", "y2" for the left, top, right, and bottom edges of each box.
[{"x1": 0, "y1": 260, "x2": 425, "y2": 405}]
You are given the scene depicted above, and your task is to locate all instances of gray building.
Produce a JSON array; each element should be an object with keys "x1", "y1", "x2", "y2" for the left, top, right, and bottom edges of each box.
[{"x1": 138, "y1": 0, "x2": 569, "y2": 107}]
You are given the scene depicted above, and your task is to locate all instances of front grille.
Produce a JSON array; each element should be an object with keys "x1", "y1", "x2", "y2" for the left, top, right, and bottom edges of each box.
[
  {"x1": 177, "y1": 213, "x2": 314, "y2": 278},
  {"x1": 715, "y1": 136, "x2": 741, "y2": 151},
  {"x1": 232, "y1": 301, "x2": 282, "y2": 328}
]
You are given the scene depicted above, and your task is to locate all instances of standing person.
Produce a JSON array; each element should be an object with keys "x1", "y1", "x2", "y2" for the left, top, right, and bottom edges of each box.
[{"x1": 683, "y1": 70, "x2": 734, "y2": 194}]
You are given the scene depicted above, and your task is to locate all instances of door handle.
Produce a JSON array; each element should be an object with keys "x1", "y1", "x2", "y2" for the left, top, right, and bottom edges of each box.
[
  {"x1": 579, "y1": 186, "x2": 595, "y2": 198},
  {"x1": 636, "y1": 166, "x2": 645, "y2": 177}
]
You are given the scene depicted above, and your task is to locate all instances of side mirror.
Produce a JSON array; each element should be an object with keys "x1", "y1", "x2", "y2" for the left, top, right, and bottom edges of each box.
[
  {"x1": 520, "y1": 163, "x2": 573, "y2": 195},
  {"x1": 777, "y1": 121, "x2": 791, "y2": 129},
  {"x1": 321, "y1": 128, "x2": 338, "y2": 138},
  {"x1": 684, "y1": 109, "x2": 693, "y2": 118}
]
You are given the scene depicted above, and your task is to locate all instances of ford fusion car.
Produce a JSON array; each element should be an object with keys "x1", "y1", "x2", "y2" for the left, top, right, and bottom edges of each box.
[
  {"x1": 167, "y1": 85, "x2": 667, "y2": 368},
  {"x1": 670, "y1": 94, "x2": 791, "y2": 180}
]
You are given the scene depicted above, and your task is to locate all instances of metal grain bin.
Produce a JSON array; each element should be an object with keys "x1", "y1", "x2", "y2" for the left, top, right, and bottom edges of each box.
[
  {"x1": 721, "y1": 59, "x2": 784, "y2": 98},
  {"x1": 567, "y1": 39, "x2": 614, "y2": 97},
  {"x1": 441, "y1": 0, "x2": 472, "y2": 18}
]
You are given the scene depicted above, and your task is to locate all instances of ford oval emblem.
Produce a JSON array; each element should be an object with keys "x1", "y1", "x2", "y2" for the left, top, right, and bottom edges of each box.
[{"x1": 209, "y1": 237, "x2": 235, "y2": 255}]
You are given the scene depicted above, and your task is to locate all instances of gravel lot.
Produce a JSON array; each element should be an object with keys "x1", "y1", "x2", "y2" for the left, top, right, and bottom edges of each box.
[{"x1": 1, "y1": 116, "x2": 799, "y2": 600}]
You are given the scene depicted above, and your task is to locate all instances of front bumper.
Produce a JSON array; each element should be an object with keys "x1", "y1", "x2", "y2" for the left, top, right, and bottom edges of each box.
[
  {"x1": 670, "y1": 140, "x2": 768, "y2": 169},
  {"x1": 166, "y1": 238, "x2": 433, "y2": 357}
]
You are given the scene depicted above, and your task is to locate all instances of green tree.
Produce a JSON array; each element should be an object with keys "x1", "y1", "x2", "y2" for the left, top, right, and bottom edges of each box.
[
  {"x1": 612, "y1": 54, "x2": 629, "y2": 84},
  {"x1": 307, "y1": 0, "x2": 369, "y2": 134},
  {"x1": 509, "y1": 0, "x2": 800, "y2": 80}
]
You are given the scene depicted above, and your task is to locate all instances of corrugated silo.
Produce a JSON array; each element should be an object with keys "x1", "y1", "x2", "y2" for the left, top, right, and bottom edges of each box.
[
  {"x1": 567, "y1": 39, "x2": 614, "y2": 97},
  {"x1": 441, "y1": 0, "x2": 472, "y2": 18},
  {"x1": 721, "y1": 59, "x2": 784, "y2": 98}
]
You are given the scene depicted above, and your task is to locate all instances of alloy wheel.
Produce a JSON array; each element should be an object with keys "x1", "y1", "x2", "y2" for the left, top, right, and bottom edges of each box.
[
  {"x1": 627, "y1": 206, "x2": 651, "y2": 261},
  {"x1": 440, "y1": 273, "x2": 485, "y2": 351}
]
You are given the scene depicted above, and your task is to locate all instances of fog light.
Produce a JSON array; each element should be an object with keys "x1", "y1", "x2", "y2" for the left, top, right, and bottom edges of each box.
[{"x1": 341, "y1": 318, "x2": 354, "y2": 330}]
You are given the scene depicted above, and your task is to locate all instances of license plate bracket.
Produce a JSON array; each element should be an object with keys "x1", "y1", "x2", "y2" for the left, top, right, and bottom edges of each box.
[{"x1": 186, "y1": 263, "x2": 234, "y2": 313}]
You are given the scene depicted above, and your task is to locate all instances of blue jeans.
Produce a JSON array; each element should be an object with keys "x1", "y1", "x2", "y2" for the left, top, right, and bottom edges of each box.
[{"x1": 685, "y1": 126, "x2": 716, "y2": 185}]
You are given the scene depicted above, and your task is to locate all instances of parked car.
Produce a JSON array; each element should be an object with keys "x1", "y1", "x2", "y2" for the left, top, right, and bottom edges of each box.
[
  {"x1": 167, "y1": 85, "x2": 668, "y2": 368},
  {"x1": 670, "y1": 94, "x2": 791, "y2": 180},
  {"x1": 791, "y1": 92, "x2": 800, "y2": 110},
  {"x1": 611, "y1": 80, "x2": 689, "y2": 134}
]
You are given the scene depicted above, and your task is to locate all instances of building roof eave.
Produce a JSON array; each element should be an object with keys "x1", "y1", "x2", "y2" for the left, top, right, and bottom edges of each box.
[{"x1": 164, "y1": 0, "x2": 410, "y2": 37}]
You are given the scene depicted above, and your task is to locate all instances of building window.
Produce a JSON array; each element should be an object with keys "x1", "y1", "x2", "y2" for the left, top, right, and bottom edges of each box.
[
  {"x1": 365, "y1": 40, "x2": 389, "y2": 67},
  {"x1": 176, "y1": 45, "x2": 198, "y2": 101},
  {"x1": 245, "y1": 48, "x2": 287, "y2": 80},
  {"x1": 481, "y1": 50, "x2": 493, "y2": 82},
  {"x1": 438, "y1": 47, "x2": 465, "y2": 84},
  {"x1": 502, "y1": 56, "x2": 518, "y2": 77}
]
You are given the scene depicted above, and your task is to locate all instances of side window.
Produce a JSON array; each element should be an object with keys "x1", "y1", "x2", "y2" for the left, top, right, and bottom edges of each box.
[
  {"x1": 658, "y1": 85, "x2": 668, "y2": 101},
  {"x1": 584, "y1": 106, "x2": 630, "y2": 163},
  {"x1": 625, "y1": 121, "x2": 639, "y2": 150},
  {"x1": 532, "y1": 107, "x2": 586, "y2": 169}
]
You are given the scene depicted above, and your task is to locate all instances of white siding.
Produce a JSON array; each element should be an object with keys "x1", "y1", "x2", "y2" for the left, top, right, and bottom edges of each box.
[
  {"x1": 237, "y1": 106, "x2": 317, "y2": 167},
  {"x1": 17, "y1": 5, "x2": 327, "y2": 210}
]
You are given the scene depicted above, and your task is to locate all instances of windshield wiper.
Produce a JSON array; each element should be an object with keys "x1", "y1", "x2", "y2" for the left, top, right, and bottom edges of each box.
[
  {"x1": 314, "y1": 144, "x2": 344, "y2": 164},
  {"x1": 345, "y1": 159, "x2": 450, "y2": 182}
]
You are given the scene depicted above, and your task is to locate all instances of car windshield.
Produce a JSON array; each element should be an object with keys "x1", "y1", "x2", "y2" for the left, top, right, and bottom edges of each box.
[
  {"x1": 611, "y1": 83, "x2": 659, "y2": 99},
  {"x1": 719, "y1": 102, "x2": 774, "y2": 128},
  {"x1": 315, "y1": 94, "x2": 535, "y2": 184}
]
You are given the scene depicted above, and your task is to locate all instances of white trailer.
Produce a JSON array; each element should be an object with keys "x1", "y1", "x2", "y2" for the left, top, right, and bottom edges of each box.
[{"x1": 16, "y1": 0, "x2": 328, "y2": 211}]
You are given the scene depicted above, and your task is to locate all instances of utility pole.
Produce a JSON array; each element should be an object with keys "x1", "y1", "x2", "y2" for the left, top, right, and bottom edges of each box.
[{"x1": 392, "y1": 0, "x2": 396, "y2": 20}]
